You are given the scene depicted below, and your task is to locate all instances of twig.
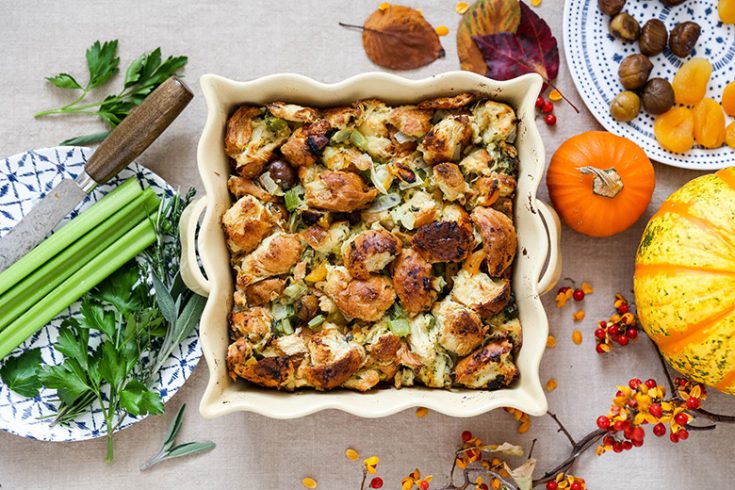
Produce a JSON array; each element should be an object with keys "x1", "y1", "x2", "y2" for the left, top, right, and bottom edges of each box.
[
  {"x1": 651, "y1": 338, "x2": 676, "y2": 395},
  {"x1": 548, "y1": 412, "x2": 576, "y2": 446},
  {"x1": 694, "y1": 408, "x2": 735, "y2": 423},
  {"x1": 528, "y1": 438, "x2": 537, "y2": 459},
  {"x1": 541, "y1": 77, "x2": 581, "y2": 114},
  {"x1": 532, "y1": 429, "x2": 606, "y2": 486}
]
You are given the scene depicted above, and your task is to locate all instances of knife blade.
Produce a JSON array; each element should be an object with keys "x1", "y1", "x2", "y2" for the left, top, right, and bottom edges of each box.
[{"x1": 0, "y1": 77, "x2": 193, "y2": 272}]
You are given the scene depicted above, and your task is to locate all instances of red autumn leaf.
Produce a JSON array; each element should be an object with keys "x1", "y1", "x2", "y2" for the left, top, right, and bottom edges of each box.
[{"x1": 472, "y1": 1, "x2": 559, "y2": 82}]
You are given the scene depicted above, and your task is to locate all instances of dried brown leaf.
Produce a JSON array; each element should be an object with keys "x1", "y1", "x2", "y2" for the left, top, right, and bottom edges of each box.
[
  {"x1": 457, "y1": 0, "x2": 522, "y2": 74},
  {"x1": 362, "y1": 5, "x2": 444, "y2": 70}
]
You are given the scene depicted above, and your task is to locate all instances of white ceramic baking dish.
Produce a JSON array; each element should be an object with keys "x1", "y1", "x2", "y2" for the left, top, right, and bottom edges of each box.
[{"x1": 181, "y1": 71, "x2": 561, "y2": 419}]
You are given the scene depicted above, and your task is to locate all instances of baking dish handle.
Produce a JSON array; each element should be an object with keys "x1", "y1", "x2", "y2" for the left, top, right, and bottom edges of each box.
[
  {"x1": 536, "y1": 200, "x2": 562, "y2": 295},
  {"x1": 179, "y1": 197, "x2": 211, "y2": 297}
]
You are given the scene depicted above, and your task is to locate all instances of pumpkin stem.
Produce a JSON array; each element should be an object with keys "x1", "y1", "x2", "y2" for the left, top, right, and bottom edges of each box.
[{"x1": 578, "y1": 166, "x2": 624, "y2": 198}]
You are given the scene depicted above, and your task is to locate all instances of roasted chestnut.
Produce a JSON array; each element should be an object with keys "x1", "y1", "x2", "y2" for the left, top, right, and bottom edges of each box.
[
  {"x1": 598, "y1": 0, "x2": 626, "y2": 16},
  {"x1": 618, "y1": 54, "x2": 653, "y2": 90},
  {"x1": 610, "y1": 91, "x2": 641, "y2": 121},
  {"x1": 669, "y1": 21, "x2": 701, "y2": 57},
  {"x1": 639, "y1": 19, "x2": 668, "y2": 56},
  {"x1": 641, "y1": 78, "x2": 675, "y2": 115},
  {"x1": 268, "y1": 159, "x2": 297, "y2": 189},
  {"x1": 610, "y1": 12, "x2": 640, "y2": 42}
]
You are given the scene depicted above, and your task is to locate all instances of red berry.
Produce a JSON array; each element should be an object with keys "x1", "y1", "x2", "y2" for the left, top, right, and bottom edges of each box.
[
  {"x1": 621, "y1": 420, "x2": 631, "y2": 430},
  {"x1": 618, "y1": 303, "x2": 629, "y2": 314},
  {"x1": 571, "y1": 483, "x2": 582, "y2": 490},
  {"x1": 618, "y1": 335, "x2": 630, "y2": 346},
  {"x1": 536, "y1": 96, "x2": 545, "y2": 108},
  {"x1": 674, "y1": 413, "x2": 688, "y2": 425},
  {"x1": 596, "y1": 344, "x2": 606, "y2": 354},
  {"x1": 622, "y1": 440, "x2": 633, "y2": 450},
  {"x1": 546, "y1": 482, "x2": 559, "y2": 490},
  {"x1": 608, "y1": 325, "x2": 620, "y2": 336},
  {"x1": 627, "y1": 397, "x2": 638, "y2": 408},
  {"x1": 627, "y1": 328, "x2": 638, "y2": 340},
  {"x1": 632, "y1": 438, "x2": 644, "y2": 447},
  {"x1": 613, "y1": 441, "x2": 623, "y2": 453},
  {"x1": 572, "y1": 289, "x2": 584, "y2": 301},
  {"x1": 370, "y1": 477, "x2": 384, "y2": 489},
  {"x1": 544, "y1": 113, "x2": 557, "y2": 126},
  {"x1": 599, "y1": 320, "x2": 608, "y2": 328},
  {"x1": 686, "y1": 397, "x2": 700, "y2": 410},
  {"x1": 542, "y1": 100, "x2": 554, "y2": 113},
  {"x1": 461, "y1": 430, "x2": 473, "y2": 442},
  {"x1": 629, "y1": 378, "x2": 642, "y2": 389},
  {"x1": 677, "y1": 429, "x2": 689, "y2": 440},
  {"x1": 597, "y1": 416, "x2": 611, "y2": 429},
  {"x1": 631, "y1": 427, "x2": 645, "y2": 442},
  {"x1": 613, "y1": 420, "x2": 624, "y2": 431},
  {"x1": 645, "y1": 379, "x2": 657, "y2": 389},
  {"x1": 595, "y1": 328, "x2": 606, "y2": 339},
  {"x1": 419, "y1": 481, "x2": 430, "y2": 490},
  {"x1": 653, "y1": 423, "x2": 666, "y2": 437},
  {"x1": 670, "y1": 432, "x2": 679, "y2": 443},
  {"x1": 649, "y1": 403, "x2": 663, "y2": 418},
  {"x1": 623, "y1": 426, "x2": 634, "y2": 439},
  {"x1": 603, "y1": 435, "x2": 614, "y2": 446}
]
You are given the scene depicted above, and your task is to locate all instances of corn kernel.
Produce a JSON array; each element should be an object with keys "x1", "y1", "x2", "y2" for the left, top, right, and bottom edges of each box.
[
  {"x1": 345, "y1": 448, "x2": 359, "y2": 460},
  {"x1": 416, "y1": 407, "x2": 428, "y2": 417},
  {"x1": 456, "y1": 1, "x2": 470, "y2": 13},
  {"x1": 573, "y1": 310, "x2": 585, "y2": 322},
  {"x1": 302, "y1": 477, "x2": 318, "y2": 489},
  {"x1": 546, "y1": 335, "x2": 556, "y2": 348},
  {"x1": 546, "y1": 378, "x2": 558, "y2": 392},
  {"x1": 436, "y1": 25, "x2": 449, "y2": 36},
  {"x1": 572, "y1": 329, "x2": 583, "y2": 344}
]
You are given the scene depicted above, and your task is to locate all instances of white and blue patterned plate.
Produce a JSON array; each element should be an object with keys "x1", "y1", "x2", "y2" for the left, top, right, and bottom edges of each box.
[
  {"x1": 0, "y1": 147, "x2": 201, "y2": 442},
  {"x1": 564, "y1": 0, "x2": 735, "y2": 169}
]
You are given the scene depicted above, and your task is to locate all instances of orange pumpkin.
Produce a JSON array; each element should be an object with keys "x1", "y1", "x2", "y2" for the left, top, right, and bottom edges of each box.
[{"x1": 547, "y1": 131, "x2": 656, "y2": 237}]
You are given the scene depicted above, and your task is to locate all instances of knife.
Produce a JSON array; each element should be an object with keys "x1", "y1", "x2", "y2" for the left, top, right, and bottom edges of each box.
[{"x1": 0, "y1": 77, "x2": 193, "y2": 272}]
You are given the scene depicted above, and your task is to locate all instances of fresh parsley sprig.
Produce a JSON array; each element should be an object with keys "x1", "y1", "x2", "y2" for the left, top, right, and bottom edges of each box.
[
  {"x1": 140, "y1": 404, "x2": 215, "y2": 471},
  {"x1": 34, "y1": 40, "x2": 188, "y2": 146}
]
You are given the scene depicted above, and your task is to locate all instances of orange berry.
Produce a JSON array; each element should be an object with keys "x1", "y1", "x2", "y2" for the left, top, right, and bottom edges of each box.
[
  {"x1": 693, "y1": 98, "x2": 725, "y2": 148},
  {"x1": 455, "y1": 1, "x2": 470, "y2": 14},
  {"x1": 722, "y1": 81, "x2": 735, "y2": 116},
  {"x1": 726, "y1": 122, "x2": 735, "y2": 149},
  {"x1": 546, "y1": 378, "x2": 558, "y2": 391},
  {"x1": 672, "y1": 58, "x2": 712, "y2": 106},
  {"x1": 435, "y1": 25, "x2": 449, "y2": 36},
  {"x1": 302, "y1": 477, "x2": 318, "y2": 489},
  {"x1": 546, "y1": 335, "x2": 556, "y2": 348},
  {"x1": 415, "y1": 407, "x2": 428, "y2": 417},
  {"x1": 654, "y1": 107, "x2": 694, "y2": 153},
  {"x1": 719, "y1": 0, "x2": 735, "y2": 23},
  {"x1": 378, "y1": 2, "x2": 390, "y2": 10},
  {"x1": 345, "y1": 448, "x2": 359, "y2": 460},
  {"x1": 572, "y1": 329, "x2": 583, "y2": 345}
]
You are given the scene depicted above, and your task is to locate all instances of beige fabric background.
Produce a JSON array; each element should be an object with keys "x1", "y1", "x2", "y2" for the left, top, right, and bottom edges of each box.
[{"x1": 1, "y1": 1, "x2": 734, "y2": 488}]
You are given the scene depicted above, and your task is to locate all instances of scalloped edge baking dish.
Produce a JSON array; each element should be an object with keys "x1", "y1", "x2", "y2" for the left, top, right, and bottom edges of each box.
[{"x1": 181, "y1": 71, "x2": 561, "y2": 419}]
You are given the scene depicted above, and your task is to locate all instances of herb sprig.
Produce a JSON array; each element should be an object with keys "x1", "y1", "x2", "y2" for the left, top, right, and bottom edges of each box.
[
  {"x1": 140, "y1": 404, "x2": 215, "y2": 471},
  {"x1": 35, "y1": 40, "x2": 188, "y2": 146}
]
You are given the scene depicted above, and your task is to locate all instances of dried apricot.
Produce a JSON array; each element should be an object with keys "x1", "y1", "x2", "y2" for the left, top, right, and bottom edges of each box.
[
  {"x1": 672, "y1": 58, "x2": 712, "y2": 106},
  {"x1": 722, "y1": 81, "x2": 735, "y2": 116},
  {"x1": 726, "y1": 122, "x2": 735, "y2": 149},
  {"x1": 720, "y1": 0, "x2": 735, "y2": 23},
  {"x1": 693, "y1": 98, "x2": 725, "y2": 148},
  {"x1": 654, "y1": 107, "x2": 694, "y2": 153}
]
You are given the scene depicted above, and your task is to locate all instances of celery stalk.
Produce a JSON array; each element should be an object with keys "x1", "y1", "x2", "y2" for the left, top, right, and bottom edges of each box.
[
  {"x1": 0, "y1": 218, "x2": 157, "y2": 360},
  {"x1": 0, "y1": 177, "x2": 142, "y2": 297},
  {"x1": 0, "y1": 189, "x2": 160, "y2": 331}
]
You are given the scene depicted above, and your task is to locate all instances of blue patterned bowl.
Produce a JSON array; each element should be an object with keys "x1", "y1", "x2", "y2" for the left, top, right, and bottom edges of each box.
[
  {"x1": 0, "y1": 147, "x2": 201, "y2": 442},
  {"x1": 564, "y1": 0, "x2": 735, "y2": 169}
]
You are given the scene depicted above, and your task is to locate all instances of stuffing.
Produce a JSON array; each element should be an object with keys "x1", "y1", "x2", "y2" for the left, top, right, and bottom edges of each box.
[
  {"x1": 390, "y1": 190, "x2": 440, "y2": 231},
  {"x1": 301, "y1": 221, "x2": 351, "y2": 255},
  {"x1": 432, "y1": 298, "x2": 485, "y2": 356},
  {"x1": 355, "y1": 98, "x2": 391, "y2": 137},
  {"x1": 451, "y1": 269, "x2": 511, "y2": 319},
  {"x1": 229, "y1": 306, "x2": 273, "y2": 344},
  {"x1": 418, "y1": 115, "x2": 473, "y2": 165},
  {"x1": 303, "y1": 327, "x2": 365, "y2": 390},
  {"x1": 471, "y1": 206, "x2": 517, "y2": 277},
  {"x1": 416, "y1": 93, "x2": 476, "y2": 110},
  {"x1": 392, "y1": 247, "x2": 437, "y2": 315},
  {"x1": 280, "y1": 119, "x2": 333, "y2": 167},
  {"x1": 305, "y1": 170, "x2": 378, "y2": 212},
  {"x1": 343, "y1": 229, "x2": 402, "y2": 279},
  {"x1": 321, "y1": 266, "x2": 396, "y2": 322},
  {"x1": 266, "y1": 101, "x2": 320, "y2": 123},
  {"x1": 388, "y1": 106, "x2": 433, "y2": 138},
  {"x1": 412, "y1": 205, "x2": 475, "y2": 263},
  {"x1": 454, "y1": 340, "x2": 518, "y2": 389},
  {"x1": 472, "y1": 100, "x2": 517, "y2": 144},
  {"x1": 222, "y1": 195, "x2": 276, "y2": 255},
  {"x1": 432, "y1": 162, "x2": 469, "y2": 202},
  {"x1": 322, "y1": 145, "x2": 372, "y2": 172},
  {"x1": 244, "y1": 278, "x2": 286, "y2": 306},
  {"x1": 323, "y1": 105, "x2": 360, "y2": 129},
  {"x1": 224, "y1": 105, "x2": 290, "y2": 177},
  {"x1": 237, "y1": 232, "x2": 303, "y2": 286}
]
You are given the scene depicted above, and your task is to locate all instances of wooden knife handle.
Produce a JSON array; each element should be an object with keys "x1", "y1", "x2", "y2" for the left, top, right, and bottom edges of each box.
[{"x1": 84, "y1": 77, "x2": 194, "y2": 184}]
